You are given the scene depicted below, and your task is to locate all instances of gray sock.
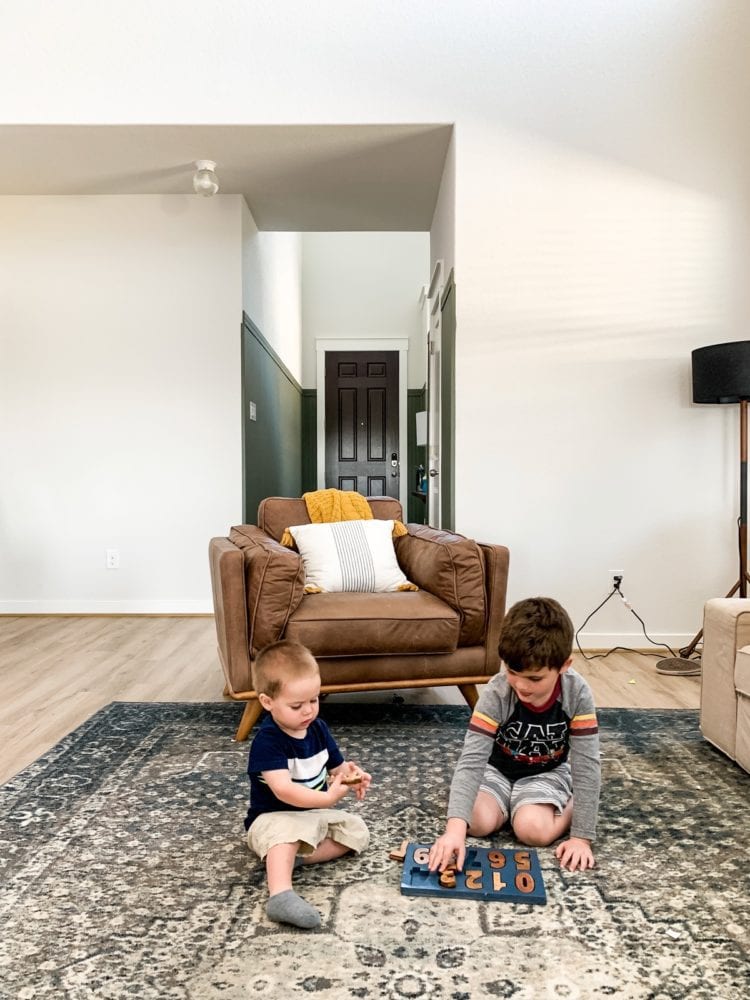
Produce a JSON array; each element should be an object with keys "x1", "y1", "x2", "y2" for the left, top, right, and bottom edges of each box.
[{"x1": 266, "y1": 889, "x2": 321, "y2": 929}]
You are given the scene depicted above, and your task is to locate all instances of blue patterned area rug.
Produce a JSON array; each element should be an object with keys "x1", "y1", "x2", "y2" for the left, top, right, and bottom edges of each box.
[{"x1": 1, "y1": 703, "x2": 748, "y2": 1000}]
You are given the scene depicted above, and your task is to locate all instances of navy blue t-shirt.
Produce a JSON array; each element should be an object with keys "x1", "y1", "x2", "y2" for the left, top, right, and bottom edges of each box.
[{"x1": 244, "y1": 715, "x2": 344, "y2": 830}]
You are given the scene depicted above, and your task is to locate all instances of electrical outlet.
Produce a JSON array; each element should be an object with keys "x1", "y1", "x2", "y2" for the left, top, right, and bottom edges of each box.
[
  {"x1": 106, "y1": 548, "x2": 120, "y2": 569},
  {"x1": 609, "y1": 569, "x2": 623, "y2": 588}
]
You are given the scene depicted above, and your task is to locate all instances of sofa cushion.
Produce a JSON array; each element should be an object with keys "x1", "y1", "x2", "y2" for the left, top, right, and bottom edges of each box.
[
  {"x1": 736, "y1": 646, "x2": 750, "y2": 697},
  {"x1": 395, "y1": 525, "x2": 487, "y2": 646},
  {"x1": 285, "y1": 591, "x2": 459, "y2": 658},
  {"x1": 229, "y1": 526, "x2": 305, "y2": 654}
]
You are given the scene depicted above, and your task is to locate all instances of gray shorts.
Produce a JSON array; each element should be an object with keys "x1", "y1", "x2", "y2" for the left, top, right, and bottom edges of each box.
[
  {"x1": 480, "y1": 762, "x2": 573, "y2": 823},
  {"x1": 246, "y1": 808, "x2": 369, "y2": 860}
]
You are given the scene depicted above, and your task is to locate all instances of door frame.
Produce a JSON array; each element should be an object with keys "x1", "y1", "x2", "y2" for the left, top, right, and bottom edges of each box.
[{"x1": 316, "y1": 337, "x2": 409, "y2": 511}]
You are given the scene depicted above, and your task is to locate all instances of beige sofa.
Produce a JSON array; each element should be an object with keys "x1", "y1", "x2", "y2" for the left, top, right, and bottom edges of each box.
[
  {"x1": 700, "y1": 598, "x2": 750, "y2": 773},
  {"x1": 209, "y1": 496, "x2": 510, "y2": 741}
]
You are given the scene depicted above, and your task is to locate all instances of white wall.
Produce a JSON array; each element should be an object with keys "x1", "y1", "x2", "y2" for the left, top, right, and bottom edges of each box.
[
  {"x1": 3, "y1": 1, "x2": 750, "y2": 644},
  {"x1": 0, "y1": 196, "x2": 243, "y2": 611},
  {"x1": 241, "y1": 201, "x2": 303, "y2": 380},
  {"x1": 455, "y1": 125, "x2": 736, "y2": 644},
  {"x1": 430, "y1": 132, "x2": 455, "y2": 281},
  {"x1": 300, "y1": 232, "x2": 429, "y2": 389}
]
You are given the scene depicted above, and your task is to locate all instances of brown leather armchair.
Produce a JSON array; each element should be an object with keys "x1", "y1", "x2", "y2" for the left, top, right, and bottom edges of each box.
[{"x1": 209, "y1": 496, "x2": 509, "y2": 740}]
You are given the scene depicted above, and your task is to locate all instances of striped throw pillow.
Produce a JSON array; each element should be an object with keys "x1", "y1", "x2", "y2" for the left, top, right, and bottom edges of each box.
[{"x1": 288, "y1": 519, "x2": 410, "y2": 593}]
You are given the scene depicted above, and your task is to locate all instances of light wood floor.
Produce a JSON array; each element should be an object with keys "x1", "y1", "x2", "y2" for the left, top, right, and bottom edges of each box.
[{"x1": 0, "y1": 615, "x2": 701, "y2": 785}]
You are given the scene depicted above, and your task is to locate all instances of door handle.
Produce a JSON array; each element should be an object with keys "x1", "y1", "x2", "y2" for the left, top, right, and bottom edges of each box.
[{"x1": 429, "y1": 469, "x2": 439, "y2": 478}]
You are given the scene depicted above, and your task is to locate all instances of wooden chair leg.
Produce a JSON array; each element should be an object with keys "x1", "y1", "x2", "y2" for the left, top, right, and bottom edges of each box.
[
  {"x1": 458, "y1": 683, "x2": 479, "y2": 709},
  {"x1": 235, "y1": 700, "x2": 263, "y2": 742}
]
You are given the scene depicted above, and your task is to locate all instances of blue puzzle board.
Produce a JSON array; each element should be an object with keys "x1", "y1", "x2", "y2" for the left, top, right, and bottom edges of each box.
[{"x1": 400, "y1": 843, "x2": 546, "y2": 905}]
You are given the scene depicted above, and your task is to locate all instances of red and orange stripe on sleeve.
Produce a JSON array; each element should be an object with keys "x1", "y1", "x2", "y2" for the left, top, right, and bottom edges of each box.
[
  {"x1": 570, "y1": 713, "x2": 598, "y2": 736},
  {"x1": 468, "y1": 710, "x2": 499, "y2": 738}
]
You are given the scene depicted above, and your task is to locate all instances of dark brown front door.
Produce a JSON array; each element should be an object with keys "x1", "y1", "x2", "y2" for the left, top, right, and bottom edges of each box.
[{"x1": 324, "y1": 350, "x2": 399, "y2": 498}]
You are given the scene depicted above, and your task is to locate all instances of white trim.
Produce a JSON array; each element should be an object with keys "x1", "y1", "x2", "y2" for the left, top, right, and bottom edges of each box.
[
  {"x1": 427, "y1": 259, "x2": 444, "y2": 300},
  {"x1": 315, "y1": 337, "x2": 409, "y2": 511},
  {"x1": 0, "y1": 601, "x2": 213, "y2": 614},
  {"x1": 576, "y1": 632, "x2": 693, "y2": 651}
]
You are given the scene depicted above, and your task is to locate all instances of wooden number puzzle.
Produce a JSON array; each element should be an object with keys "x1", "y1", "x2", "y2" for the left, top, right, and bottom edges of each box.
[{"x1": 400, "y1": 842, "x2": 546, "y2": 905}]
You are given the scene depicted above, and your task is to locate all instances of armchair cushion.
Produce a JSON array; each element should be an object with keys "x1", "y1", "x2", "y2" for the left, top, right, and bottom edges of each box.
[
  {"x1": 228, "y1": 525, "x2": 305, "y2": 654},
  {"x1": 288, "y1": 519, "x2": 413, "y2": 593},
  {"x1": 285, "y1": 591, "x2": 460, "y2": 657},
  {"x1": 395, "y1": 525, "x2": 487, "y2": 646}
]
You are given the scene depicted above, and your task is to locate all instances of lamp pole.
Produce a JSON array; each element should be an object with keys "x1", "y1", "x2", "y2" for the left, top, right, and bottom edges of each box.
[
  {"x1": 680, "y1": 397, "x2": 750, "y2": 657},
  {"x1": 740, "y1": 398, "x2": 748, "y2": 600}
]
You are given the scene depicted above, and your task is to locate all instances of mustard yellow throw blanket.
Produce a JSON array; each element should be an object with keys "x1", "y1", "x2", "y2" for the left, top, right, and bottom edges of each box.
[{"x1": 281, "y1": 489, "x2": 408, "y2": 546}]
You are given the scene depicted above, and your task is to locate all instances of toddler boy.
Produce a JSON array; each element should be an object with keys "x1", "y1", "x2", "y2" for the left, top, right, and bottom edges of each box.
[{"x1": 245, "y1": 639, "x2": 371, "y2": 929}]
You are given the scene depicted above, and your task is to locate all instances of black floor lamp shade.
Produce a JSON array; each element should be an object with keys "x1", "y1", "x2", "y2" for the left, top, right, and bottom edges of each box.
[{"x1": 692, "y1": 341, "x2": 750, "y2": 403}]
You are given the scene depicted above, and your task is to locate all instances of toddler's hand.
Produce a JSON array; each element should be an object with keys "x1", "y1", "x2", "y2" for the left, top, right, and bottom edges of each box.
[
  {"x1": 325, "y1": 771, "x2": 351, "y2": 805},
  {"x1": 343, "y1": 761, "x2": 372, "y2": 801}
]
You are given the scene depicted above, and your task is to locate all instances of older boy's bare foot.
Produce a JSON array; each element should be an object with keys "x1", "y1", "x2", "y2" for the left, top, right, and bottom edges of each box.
[{"x1": 266, "y1": 889, "x2": 321, "y2": 929}]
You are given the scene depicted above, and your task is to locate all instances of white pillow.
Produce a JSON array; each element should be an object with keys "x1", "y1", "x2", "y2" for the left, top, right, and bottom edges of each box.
[{"x1": 288, "y1": 519, "x2": 409, "y2": 593}]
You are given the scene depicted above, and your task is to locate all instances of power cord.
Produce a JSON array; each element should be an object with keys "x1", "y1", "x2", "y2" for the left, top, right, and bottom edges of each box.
[{"x1": 575, "y1": 577, "x2": 680, "y2": 662}]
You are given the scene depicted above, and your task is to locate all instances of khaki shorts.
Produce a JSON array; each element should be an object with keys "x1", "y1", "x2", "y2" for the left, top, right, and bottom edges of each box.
[{"x1": 246, "y1": 808, "x2": 369, "y2": 860}]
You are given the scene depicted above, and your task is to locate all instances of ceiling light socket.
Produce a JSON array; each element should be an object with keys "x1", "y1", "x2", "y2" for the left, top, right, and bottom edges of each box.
[{"x1": 193, "y1": 159, "x2": 219, "y2": 197}]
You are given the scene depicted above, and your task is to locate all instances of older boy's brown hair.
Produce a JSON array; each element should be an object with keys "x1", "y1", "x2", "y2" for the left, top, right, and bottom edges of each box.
[
  {"x1": 251, "y1": 639, "x2": 319, "y2": 698},
  {"x1": 497, "y1": 596, "x2": 574, "y2": 672}
]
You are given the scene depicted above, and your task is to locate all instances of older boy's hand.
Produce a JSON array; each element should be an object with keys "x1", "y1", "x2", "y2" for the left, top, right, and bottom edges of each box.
[
  {"x1": 555, "y1": 836, "x2": 595, "y2": 871},
  {"x1": 428, "y1": 818, "x2": 468, "y2": 872}
]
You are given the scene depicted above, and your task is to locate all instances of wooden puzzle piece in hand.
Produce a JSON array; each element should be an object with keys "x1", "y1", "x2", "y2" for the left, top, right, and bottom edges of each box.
[{"x1": 400, "y1": 842, "x2": 546, "y2": 905}]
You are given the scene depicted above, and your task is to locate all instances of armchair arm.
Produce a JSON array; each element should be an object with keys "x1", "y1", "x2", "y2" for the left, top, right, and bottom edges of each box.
[
  {"x1": 209, "y1": 536, "x2": 252, "y2": 694},
  {"x1": 478, "y1": 542, "x2": 510, "y2": 672},
  {"x1": 396, "y1": 525, "x2": 497, "y2": 647}
]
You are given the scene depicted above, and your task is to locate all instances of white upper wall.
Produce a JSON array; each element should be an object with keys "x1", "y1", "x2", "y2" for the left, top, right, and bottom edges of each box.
[
  {"x1": 241, "y1": 201, "x2": 303, "y2": 380},
  {"x1": 2, "y1": 1, "x2": 750, "y2": 639},
  {"x1": 0, "y1": 195, "x2": 243, "y2": 611},
  {"x1": 300, "y1": 232, "x2": 429, "y2": 389},
  {"x1": 430, "y1": 132, "x2": 455, "y2": 280}
]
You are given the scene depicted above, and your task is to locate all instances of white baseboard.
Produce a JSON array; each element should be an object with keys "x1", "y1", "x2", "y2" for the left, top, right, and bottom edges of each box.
[
  {"x1": 0, "y1": 601, "x2": 213, "y2": 615},
  {"x1": 576, "y1": 632, "x2": 694, "y2": 651}
]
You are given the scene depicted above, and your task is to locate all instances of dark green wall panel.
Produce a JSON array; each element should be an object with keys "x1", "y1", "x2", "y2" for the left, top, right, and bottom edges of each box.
[
  {"x1": 242, "y1": 314, "x2": 302, "y2": 524},
  {"x1": 301, "y1": 389, "x2": 318, "y2": 493}
]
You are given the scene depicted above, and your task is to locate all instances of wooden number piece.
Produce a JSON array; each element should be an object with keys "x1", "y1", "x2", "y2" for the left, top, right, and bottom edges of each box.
[
  {"x1": 515, "y1": 871, "x2": 536, "y2": 893},
  {"x1": 413, "y1": 846, "x2": 430, "y2": 866},
  {"x1": 439, "y1": 865, "x2": 457, "y2": 889},
  {"x1": 388, "y1": 840, "x2": 409, "y2": 862},
  {"x1": 465, "y1": 869, "x2": 483, "y2": 891},
  {"x1": 492, "y1": 870, "x2": 508, "y2": 892}
]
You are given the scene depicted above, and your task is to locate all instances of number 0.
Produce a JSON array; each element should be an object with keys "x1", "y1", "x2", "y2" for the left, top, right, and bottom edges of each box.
[{"x1": 515, "y1": 872, "x2": 535, "y2": 893}]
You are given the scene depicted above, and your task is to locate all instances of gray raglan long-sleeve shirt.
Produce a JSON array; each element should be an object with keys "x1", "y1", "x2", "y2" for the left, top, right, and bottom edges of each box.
[{"x1": 447, "y1": 668, "x2": 601, "y2": 841}]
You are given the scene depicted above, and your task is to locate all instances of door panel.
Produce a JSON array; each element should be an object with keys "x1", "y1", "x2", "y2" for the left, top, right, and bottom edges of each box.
[{"x1": 325, "y1": 350, "x2": 399, "y2": 498}]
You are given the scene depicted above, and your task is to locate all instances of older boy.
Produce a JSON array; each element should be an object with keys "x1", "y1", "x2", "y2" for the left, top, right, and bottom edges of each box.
[
  {"x1": 429, "y1": 597, "x2": 600, "y2": 873},
  {"x1": 245, "y1": 640, "x2": 371, "y2": 929}
]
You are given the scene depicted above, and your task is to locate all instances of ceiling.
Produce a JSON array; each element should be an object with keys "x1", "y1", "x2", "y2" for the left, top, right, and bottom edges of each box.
[{"x1": 0, "y1": 123, "x2": 452, "y2": 231}]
